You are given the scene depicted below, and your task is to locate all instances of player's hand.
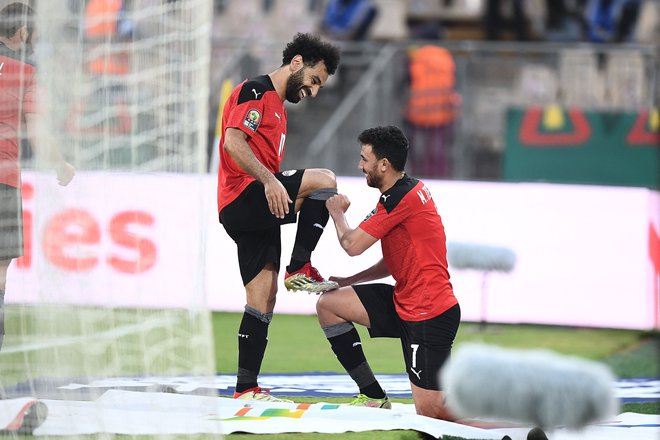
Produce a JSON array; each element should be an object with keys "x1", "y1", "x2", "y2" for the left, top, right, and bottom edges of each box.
[
  {"x1": 56, "y1": 161, "x2": 75, "y2": 186},
  {"x1": 325, "y1": 194, "x2": 350, "y2": 214},
  {"x1": 329, "y1": 275, "x2": 351, "y2": 288},
  {"x1": 264, "y1": 178, "x2": 292, "y2": 219}
]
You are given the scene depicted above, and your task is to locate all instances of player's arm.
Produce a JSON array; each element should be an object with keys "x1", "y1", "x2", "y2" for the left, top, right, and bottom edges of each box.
[
  {"x1": 326, "y1": 194, "x2": 378, "y2": 256},
  {"x1": 223, "y1": 127, "x2": 291, "y2": 219},
  {"x1": 330, "y1": 258, "x2": 390, "y2": 287},
  {"x1": 24, "y1": 112, "x2": 75, "y2": 186}
]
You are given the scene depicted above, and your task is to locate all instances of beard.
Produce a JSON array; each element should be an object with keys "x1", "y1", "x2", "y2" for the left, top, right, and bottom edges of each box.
[
  {"x1": 364, "y1": 169, "x2": 382, "y2": 188},
  {"x1": 285, "y1": 68, "x2": 306, "y2": 103}
]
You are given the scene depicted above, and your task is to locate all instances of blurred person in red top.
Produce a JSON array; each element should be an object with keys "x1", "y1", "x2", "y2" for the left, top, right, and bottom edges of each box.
[
  {"x1": 0, "y1": 3, "x2": 75, "y2": 351},
  {"x1": 217, "y1": 33, "x2": 340, "y2": 402},
  {"x1": 320, "y1": 125, "x2": 460, "y2": 419}
]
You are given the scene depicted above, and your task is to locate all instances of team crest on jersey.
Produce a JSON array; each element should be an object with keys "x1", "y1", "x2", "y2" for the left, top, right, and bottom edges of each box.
[
  {"x1": 282, "y1": 170, "x2": 297, "y2": 176},
  {"x1": 363, "y1": 207, "x2": 377, "y2": 222},
  {"x1": 243, "y1": 109, "x2": 261, "y2": 132}
]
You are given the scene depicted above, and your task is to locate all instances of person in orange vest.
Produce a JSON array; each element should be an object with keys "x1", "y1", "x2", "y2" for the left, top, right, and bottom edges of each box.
[
  {"x1": 83, "y1": 0, "x2": 133, "y2": 76},
  {"x1": 404, "y1": 45, "x2": 460, "y2": 178}
]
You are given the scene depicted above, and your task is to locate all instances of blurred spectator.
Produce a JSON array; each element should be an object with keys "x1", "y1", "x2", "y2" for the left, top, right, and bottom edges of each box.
[
  {"x1": 583, "y1": 0, "x2": 641, "y2": 43},
  {"x1": 405, "y1": 0, "x2": 485, "y2": 41},
  {"x1": 404, "y1": 45, "x2": 460, "y2": 178},
  {"x1": 84, "y1": 0, "x2": 134, "y2": 75},
  {"x1": 368, "y1": 0, "x2": 408, "y2": 40},
  {"x1": 320, "y1": 0, "x2": 378, "y2": 41},
  {"x1": 543, "y1": 0, "x2": 587, "y2": 42},
  {"x1": 635, "y1": 0, "x2": 660, "y2": 43},
  {"x1": 406, "y1": 0, "x2": 444, "y2": 41},
  {"x1": 483, "y1": 0, "x2": 530, "y2": 40}
]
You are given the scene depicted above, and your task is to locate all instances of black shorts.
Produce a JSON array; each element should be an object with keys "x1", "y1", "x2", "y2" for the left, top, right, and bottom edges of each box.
[
  {"x1": 220, "y1": 169, "x2": 304, "y2": 285},
  {"x1": 0, "y1": 183, "x2": 23, "y2": 260},
  {"x1": 354, "y1": 283, "x2": 461, "y2": 391}
]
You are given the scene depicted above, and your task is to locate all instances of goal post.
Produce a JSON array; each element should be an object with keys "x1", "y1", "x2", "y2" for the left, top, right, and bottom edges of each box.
[{"x1": 1, "y1": 0, "x2": 217, "y2": 432}]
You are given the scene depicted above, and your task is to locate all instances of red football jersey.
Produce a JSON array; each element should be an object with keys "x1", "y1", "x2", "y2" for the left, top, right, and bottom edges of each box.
[
  {"x1": 359, "y1": 176, "x2": 457, "y2": 321},
  {"x1": 0, "y1": 47, "x2": 37, "y2": 188},
  {"x1": 217, "y1": 75, "x2": 287, "y2": 215}
]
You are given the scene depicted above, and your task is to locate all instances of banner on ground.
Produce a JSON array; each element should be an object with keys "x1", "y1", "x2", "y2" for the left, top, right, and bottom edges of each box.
[{"x1": 22, "y1": 390, "x2": 659, "y2": 440}]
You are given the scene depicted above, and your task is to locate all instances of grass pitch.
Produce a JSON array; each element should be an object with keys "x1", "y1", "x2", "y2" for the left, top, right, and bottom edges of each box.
[
  {"x1": 213, "y1": 312, "x2": 658, "y2": 377},
  {"x1": 213, "y1": 312, "x2": 658, "y2": 439},
  {"x1": 1, "y1": 307, "x2": 657, "y2": 439}
]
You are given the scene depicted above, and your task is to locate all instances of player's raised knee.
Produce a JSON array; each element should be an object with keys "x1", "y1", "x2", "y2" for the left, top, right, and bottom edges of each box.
[{"x1": 306, "y1": 168, "x2": 336, "y2": 190}]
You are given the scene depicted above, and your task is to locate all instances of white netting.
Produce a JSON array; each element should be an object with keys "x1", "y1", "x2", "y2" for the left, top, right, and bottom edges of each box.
[
  {"x1": 1, "y1": 0, "x2": 216, "y2": 436},
  {"x1": 38, "y1": 0, "x2": 210, "y2": 172}
]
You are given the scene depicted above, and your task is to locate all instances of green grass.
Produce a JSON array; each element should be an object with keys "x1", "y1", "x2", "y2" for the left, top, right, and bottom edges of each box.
[
  {"x1": 1, "y1": 308, "x2": 658, "y2": 439},
  {"x1": 213, "y1": 312, "x2": 658, "y2": 377},
  {"x1": 213, "y1": 313, "x2": 660, "y2": 414},
  {"x1": 211, "y1": 312, "x2": 660, "y2": 439},
  {"x1": 212, "y1": 312, "x2": 659, "y2": 439}
]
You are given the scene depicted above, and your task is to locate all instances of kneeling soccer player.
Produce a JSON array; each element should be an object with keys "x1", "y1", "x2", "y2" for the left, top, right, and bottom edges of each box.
[{"x1": 319, "y1": 125, "x2": 460, "y2": 419}]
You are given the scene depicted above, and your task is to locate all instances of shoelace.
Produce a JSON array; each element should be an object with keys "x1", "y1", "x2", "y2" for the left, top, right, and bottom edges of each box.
[
  {"x1": 349, "y1": 394, "x2": 388, "y2": 405},
  {"x1": 237, "y1": 386, "x2": 268, "y2": 396},
  {"x1": 249, "y1": 387, "x2": 293, "y2": 403},
  {"x1": 350, "y1": 395, "x2": 367, "y2": 405},
  {"x1": 308, "y1": 266, "x2": 324, "y2": 282},
  {"x1": 253, "y1": 387, "x2": 275, "y2": 396}
]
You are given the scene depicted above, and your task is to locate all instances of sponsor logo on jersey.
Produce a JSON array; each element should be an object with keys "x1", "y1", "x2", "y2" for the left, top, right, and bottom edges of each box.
[{"x1": 243, "y1": 109, "x2": 261, "y2": 132}]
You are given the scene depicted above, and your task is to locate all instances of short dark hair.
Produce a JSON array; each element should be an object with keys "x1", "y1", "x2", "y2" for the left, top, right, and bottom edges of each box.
[
  {"x1": 358, "y1": 126, "x2": 409, "y2": 172},
  {"x1": 281, "y1": 32, "x2": 340, "y2": 75},
  {"x1": 0, "y1": 2, "x2": 34, "y2": 39}
]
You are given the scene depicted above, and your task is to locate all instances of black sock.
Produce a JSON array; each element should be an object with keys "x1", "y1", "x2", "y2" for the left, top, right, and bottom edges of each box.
[
  {"x1": 235, "y1": 309, "x2": 270, "y2": 393},
  {"x1": 325, "y1": 324, "x2": 385, "y2": 399},
  {"x1": 360, "y1": 381, "x2": 386, "y2": 400},
  {"x1": 287, "y1": 197, "x2": 329, "y2": 273}
]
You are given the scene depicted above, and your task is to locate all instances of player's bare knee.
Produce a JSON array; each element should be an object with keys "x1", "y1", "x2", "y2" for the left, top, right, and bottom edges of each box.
[
  {"x1": 305, "y1": 168, "x2": 336, "y2": 190},
  {"x1": 416, "y1": 403, "x2": 435, "y2": 419},
  {"x1": 416, "y1": 401, "x2": 455, "y2": 421},
  {"x1": 316, "y1": 293, "x2": 339, "y2": 323},
  {"x1": 318, "y1": 168, "x2": 336, "y2": 188},
  {"x1": 316, "y1": 293, "x2": 329, "y2": 314}
]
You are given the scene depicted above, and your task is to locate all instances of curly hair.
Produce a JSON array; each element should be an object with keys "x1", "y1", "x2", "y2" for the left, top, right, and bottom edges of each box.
[
  {"x1": 281, "y1": 32, "x2": 340, "y2": 75},
  {"x1": 358, "y1": 126, "x2": 409, "y2": 172},
  {"x1": 0, "y1": 2, "x2": 34, "y2": 39}
]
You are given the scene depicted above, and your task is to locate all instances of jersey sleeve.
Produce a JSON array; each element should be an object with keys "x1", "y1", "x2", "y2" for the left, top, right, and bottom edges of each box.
[
  {"x1": 224, "y1": 80, "x2": 270, "y2": 138},
  {"x1": 225, "y1": 98, "x2": 265, "y2": 138},
  {"x1": 358, "y1": 199, "x2": 410, "y2": 239},
  {"x1": 21, "y1": 65, "x2": 37, "y2": 114}
]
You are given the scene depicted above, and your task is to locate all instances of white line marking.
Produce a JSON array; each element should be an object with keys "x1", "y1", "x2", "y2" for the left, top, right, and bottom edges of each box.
[{"x1": 1, "y1": 316, "x2": 180, "y2": 354}]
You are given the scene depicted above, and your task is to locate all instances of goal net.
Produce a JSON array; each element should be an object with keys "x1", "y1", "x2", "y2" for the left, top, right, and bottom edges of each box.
[{"x1": 1, "y1": 0, "x2": 216, "y2": 435}]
